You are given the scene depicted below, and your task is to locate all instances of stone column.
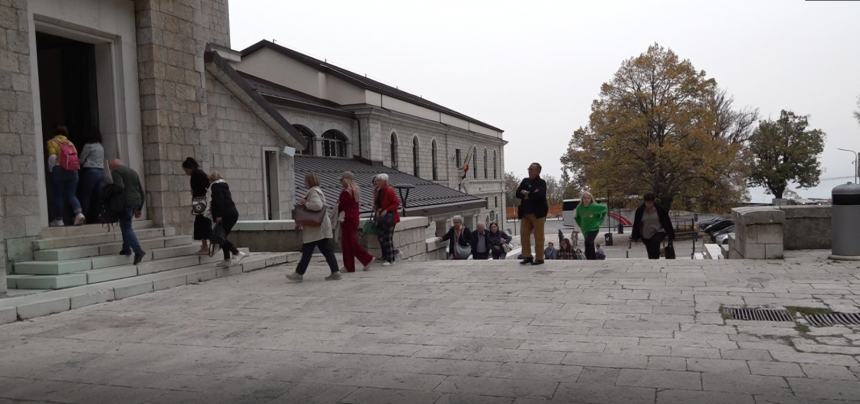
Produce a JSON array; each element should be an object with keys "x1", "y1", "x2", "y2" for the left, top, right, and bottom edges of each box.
[{"x1": 0, "y1": 0, "x2": 40, "y2": 294}]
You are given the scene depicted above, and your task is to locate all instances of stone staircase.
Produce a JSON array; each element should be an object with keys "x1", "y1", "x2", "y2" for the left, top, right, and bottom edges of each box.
[{"x1": 7, "y1": 220, "x2": 275, "y2": 290}]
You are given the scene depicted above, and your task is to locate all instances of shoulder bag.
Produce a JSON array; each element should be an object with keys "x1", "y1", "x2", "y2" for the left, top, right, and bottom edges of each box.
[{"x1": 293, "y1": 188, "x2": 327, "y2": 226}]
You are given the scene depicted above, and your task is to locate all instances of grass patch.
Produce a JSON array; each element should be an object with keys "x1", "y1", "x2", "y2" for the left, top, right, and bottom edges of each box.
[
  {"x1": 785, "y1": 306, "x2": 833, "y2": 316},
  {"x1": 794, "y1": 324, "x2": 810, "y2": 334}
]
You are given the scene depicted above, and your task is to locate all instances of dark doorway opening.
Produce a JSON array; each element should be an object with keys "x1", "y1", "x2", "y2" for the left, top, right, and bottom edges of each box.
[{"x1": 36, "y1": 32, "x2": 100, "y2": 223}]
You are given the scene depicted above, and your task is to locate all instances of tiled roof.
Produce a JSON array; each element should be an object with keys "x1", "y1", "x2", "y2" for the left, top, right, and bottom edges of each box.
[
  {"x1": 294, "y1": 156, "x2": 485, "y2": 216},
  {"x1": 241, "y1": 40, "x2": 504, "y2": 133},
  {"x1": 238, "y1": 72, "x2": 349, "y2": 114}
]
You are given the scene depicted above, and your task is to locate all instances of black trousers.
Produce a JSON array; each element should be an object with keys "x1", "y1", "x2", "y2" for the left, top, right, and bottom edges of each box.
[
  {"x1": 219, "y1": 214, "x2": 239, "y2": 260},
  {"x1": 296, "y1": 238, "x2": 339, "y2": 275},
  {"x1": 472, "y1": 251, "x2": 490, "y2": 260},
  {"x1": 643, "y1": 232, "x2": 666, "y2": 259},
  {"x1": 584, "y1": 231, "x2": 599, "y2": 260}
]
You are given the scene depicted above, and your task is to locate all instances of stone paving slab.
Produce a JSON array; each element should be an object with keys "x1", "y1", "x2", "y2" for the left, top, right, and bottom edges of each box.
[{"x1": 0, "y1": 255, "x2": 858, "y2": 403}]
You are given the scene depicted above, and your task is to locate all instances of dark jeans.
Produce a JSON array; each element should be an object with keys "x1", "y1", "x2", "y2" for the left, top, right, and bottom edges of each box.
[
  {"x1": 119, "y1": 208, "x2": 143, "y2": 256},
  {"x1": 584, "y1": 231, "x2": 599, "y2": 260},
  {"x1": 295, "y1": 238, "x2": 339, "y2": 275},
  {"x1": 78, "y1": 167, "x2": 104, "y2": 217},
  {"x1": 51, "y1": 166, "x2": 81, "y2": 221},
  {"x1": 472, "y1": 251, "x2": 490, "y2": 260},
  {"x1": 491, "y1": 247, "x2": 506, "y2": 260},
  {"x1": 218, "y1": 214, "x2": 239, "y2": 260},
  {"x1": 643, "y1": 232, "x2": 666, "y2": 259}
]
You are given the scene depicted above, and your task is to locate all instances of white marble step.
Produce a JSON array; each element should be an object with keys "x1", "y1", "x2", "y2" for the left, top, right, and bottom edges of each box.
[
  {"x1": 35, "y1": 233, "x2": 190, "y2": 261},
  {"x1": 33, "y1": 227, "x2": 175, "y2": 251},
  {"x1": 15, "y1": 237, "x2": 194, "y2": 275}
]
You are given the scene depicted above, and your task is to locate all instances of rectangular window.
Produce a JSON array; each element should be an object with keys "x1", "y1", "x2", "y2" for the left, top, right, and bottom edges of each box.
[
  {"x1": 495, "y1": 196, "x2": 498, "y2": 208},
  {"x1": 455, "y1": 149, "x2": 462, "y2": 168}
]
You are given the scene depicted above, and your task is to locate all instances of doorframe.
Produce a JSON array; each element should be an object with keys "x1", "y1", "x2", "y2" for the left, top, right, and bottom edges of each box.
[{"x1": 262, "y1": 147, "x2": 281, "y2": 220}]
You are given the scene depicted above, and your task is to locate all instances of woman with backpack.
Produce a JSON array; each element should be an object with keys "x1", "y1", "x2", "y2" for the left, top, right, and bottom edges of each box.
[
  {"x1": 46, "y1": 126, "x2": 84, "y2": 226},
  {"x1": 77, "y1": 128, "x2": 105, "y2": 220},
  {"x1": 208, "y1": 172, "x2": 248, "y2": 268},
  {"x1": 182, "y1": 157, "x2": 211, "y2": 255}
]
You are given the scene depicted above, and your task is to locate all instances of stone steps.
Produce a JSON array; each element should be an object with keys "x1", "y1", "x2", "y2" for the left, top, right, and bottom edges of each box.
[
  {"x1": 39, "y1": 220, "x2": 154, "y2": 238},
  {"x1": 15, "y1": 237, "x2": 194, "y2": 275},
  {"x1": 33, "y1": 227, "x2": 175, "y2": 251},
  {"x1": 8, "y1": 248, "x2": 252, "y2": 289},
  {"x1": 33, "y1": 234, "x2": 190, "y2": 261}
]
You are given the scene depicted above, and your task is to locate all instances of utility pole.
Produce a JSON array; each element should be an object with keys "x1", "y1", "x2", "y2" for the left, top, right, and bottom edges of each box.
[{"x1": 837, "y1": 148, "x2": 859, "y2": 184}]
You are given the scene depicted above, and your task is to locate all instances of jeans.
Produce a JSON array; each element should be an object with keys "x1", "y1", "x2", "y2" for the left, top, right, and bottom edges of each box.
[
  {"x1": 643, "y1": 232, "x2": 666, "y2": 259},
  {"x1": 51, "y1": 166, "x2": 81, "y2": 221},
  {"x1": 584, "y1": 231, "x2": 599, "y2": 260},
  {"x1": 119, "y1": 208, "x2": 144, "y2": 256},
  {"x1": 78, "y1": 167, "x2": 104, "y2": 217},
  {"x1": 520, "y1": 214, "x2": 546, "y2": 261},
  {"x1": 295, "y1": 238, "x2": 339, "y2": 275}
]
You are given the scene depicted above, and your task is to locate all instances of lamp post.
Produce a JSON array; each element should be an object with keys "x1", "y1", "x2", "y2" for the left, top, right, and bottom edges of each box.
[
  {"x1": 394, "y1": 184, "x2": 414, "y2": 217},
  {"x1": 837, "y1": 148, "x2": 859, "y2": 184}
]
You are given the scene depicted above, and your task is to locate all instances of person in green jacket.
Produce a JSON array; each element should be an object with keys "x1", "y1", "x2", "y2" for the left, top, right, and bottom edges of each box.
[{"x1": 574, "y1": 191, "x2": 607, "y2": 260}]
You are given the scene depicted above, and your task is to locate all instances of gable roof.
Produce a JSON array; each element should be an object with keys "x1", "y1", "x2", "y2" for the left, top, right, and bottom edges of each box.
[
  {"x1": 295, "y1": 156, "x2": 486, "y2": 217},
  {"x1": 241, "y1": 40, "x2": 504, "y2": 133}
]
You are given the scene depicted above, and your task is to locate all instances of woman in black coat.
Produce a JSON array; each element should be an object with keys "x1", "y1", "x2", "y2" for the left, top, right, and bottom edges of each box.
[
  {"x1": 208, "y1": 172, "x2": 247, "y2": 267},
  {"x1": 487, "y1": 222, "x2": 512, "y2": 260},
  {"x1": 182, "y1": 157, "x2": 211, "y2": 254},
  {"x1": 631, "y1": 192, "x2": 675, "y2": 259},
  {"x1": 438, "y1": 215, "x2": 472, "y2": 260}
]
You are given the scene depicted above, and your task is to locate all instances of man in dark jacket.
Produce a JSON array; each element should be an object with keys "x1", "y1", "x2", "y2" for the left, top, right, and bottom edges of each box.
[
  {"x1": 515, "y1": 162, "x2": 549, "y2": 265},
  {"x1": 470, "y1": 223, "x2": 491, "y2": 260},
  {"x1": 109, "y1": 159, "x2": 146, "y2": 265}
]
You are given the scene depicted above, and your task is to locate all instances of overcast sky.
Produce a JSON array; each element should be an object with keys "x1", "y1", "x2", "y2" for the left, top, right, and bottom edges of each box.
[{"x1": 230, "y1": 0, "x2": 860, "y2": 201}]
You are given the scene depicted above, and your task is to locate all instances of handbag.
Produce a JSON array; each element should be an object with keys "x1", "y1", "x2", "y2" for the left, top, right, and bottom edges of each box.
[
  {"x1": 210, "y1": 223, "x2": 226, "y2": 246},
  {"x1": 293, "y1": 189, "x2": 326, "y2": 226},
  {"x1": 664, "y1": 240, "x2": 676, "y2": 259},
  {"x1": 191, "y1": 196, "x2": 207, "y2": 215},
  {"x1": 375, "y1": 211, "x2": 394, "y2": 229},
  {"x1": 362, "y1": 220, "x2": 379, "y2": 236},
  {"x1": 502, "y1": 243, "x2": 513, "y2": 253},
  {"x1": 454, "y1": 241, "x2": 471, "y2": 259}
]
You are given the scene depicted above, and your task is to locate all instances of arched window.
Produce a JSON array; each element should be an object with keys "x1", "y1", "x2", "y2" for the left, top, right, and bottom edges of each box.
[
  {"x1": 472, "y1": 147, "x2": 478, "y2": 179},
  {"x1": 390, "y1": 132, "x2": 399, "y2": 169},
  {"x1": 483, "y1": 149, "x2": 488, "y2": 179},
  {"x1": 321, "y1": 130, "x2": 347, "y2": 158},
  {"x1": 412, "y1": 136, "x2": 420, "y2": 177},
  {"x1": 293, "y1": 125, "x2": 315, "y2": 155},
  {"x1": 493, "y1": 150, "x2": 498, "y2": 179},
  {"x1": 431, "y1": 139, "x2": 438, "y2": 180}
]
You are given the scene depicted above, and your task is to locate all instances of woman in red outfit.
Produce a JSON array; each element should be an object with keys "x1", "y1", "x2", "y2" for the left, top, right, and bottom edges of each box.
[
  {"x1": 374, "y1": 173, "x2": 400, "y2": 265},
  {"x1": 337, "y1": 171, "x2": 374, "y2": 272}
]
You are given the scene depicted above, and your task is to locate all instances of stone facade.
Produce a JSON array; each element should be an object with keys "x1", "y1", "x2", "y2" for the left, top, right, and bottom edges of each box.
[{"x1": 0, "y1": 0, "x2": 40, "y2": 294}]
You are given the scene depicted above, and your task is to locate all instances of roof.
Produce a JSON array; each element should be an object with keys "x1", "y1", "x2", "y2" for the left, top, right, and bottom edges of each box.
[
  {"x1": 238, "y1": 71, "x2": 353, "y2": 118},
  {"x1": 294, "y1": 156, "x2": 486, "y2": 216},
  {"x1": 241, "y1": 40, "x2": 504, "y2": 133}
]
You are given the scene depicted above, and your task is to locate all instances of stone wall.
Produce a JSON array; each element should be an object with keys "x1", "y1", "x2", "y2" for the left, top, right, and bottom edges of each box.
[
  {"x1": 230, "y1": 216, "x2": 446, "y2": 261},
  {"x1": 0, "y1": 0, "x2": 39, "y2": 293},
  {"x1": 728, "y1": 206, "x2": 784, "y2": 259},
  {"x1": 777, "y1": 205, "x2": 831, "y2": 250}
]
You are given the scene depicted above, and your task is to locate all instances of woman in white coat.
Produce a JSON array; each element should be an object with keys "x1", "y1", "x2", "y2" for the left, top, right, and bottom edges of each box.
[{"x1": 286, "y1": 173, "x2": 342, "y2": 282}]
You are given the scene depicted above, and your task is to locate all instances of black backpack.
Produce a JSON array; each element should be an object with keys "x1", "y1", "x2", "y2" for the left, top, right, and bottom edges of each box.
[{"x1": 96, "y1": 183, "x2": 125, "y2": 227}]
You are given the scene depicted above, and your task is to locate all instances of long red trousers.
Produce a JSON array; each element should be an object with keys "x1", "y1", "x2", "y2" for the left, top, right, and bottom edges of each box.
[{"x1": 341, "y1": 219, "x2": 373, "y2": 272}]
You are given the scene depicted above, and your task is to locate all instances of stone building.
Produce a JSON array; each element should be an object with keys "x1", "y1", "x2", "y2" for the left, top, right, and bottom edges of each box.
[{"x1": 0, "y1": 0, "x2": 505, "y2": 294}]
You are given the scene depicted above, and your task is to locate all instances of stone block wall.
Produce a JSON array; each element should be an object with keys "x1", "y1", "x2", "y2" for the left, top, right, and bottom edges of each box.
[
  {"x1": 0, "y1": 0, "x2": 40, "y2": 293},
  {"x1": 728, "y1": 207, "x2": 785, "y2": 259},
  {"x1": 777, "y1": 205, "x2": 831, "y2": 250}
]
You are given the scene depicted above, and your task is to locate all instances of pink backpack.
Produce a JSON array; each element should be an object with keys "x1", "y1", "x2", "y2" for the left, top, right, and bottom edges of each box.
[{"x1": 56, "y1": 140, "x2": 80, "y2": 171}]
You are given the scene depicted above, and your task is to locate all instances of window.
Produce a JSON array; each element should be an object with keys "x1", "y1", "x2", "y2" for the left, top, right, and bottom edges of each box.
[
  {"x1": 431, "y1": 139, "x2": 438, "y2": 180},
  {"x1": 483, "y1": 149, "x2": 488, "y2": 179},
  {"x1": 412, "y1": 137, "x2": 420, "y2": 177},
  {"x1": 472, "y1": 147, "x2": 478, "y2": 179},
  {"x1": 390, "y1": 132, "x2": 399, "y2": 169},
  {"x1": 293, "y1": 125, "x2": 315, "y2": 155},
  {"x1": 455, "y1": 149, "x2": 462, "y2": 168},
  {"x1": 321, "y1": 130, "x2": 347, "y2": 158},
  {"x1": 494, "y1": 196, "x2": 498, "y2": 208},
  {"x1": 493, "y1": 150, "x2": 497, "y2": 179}
]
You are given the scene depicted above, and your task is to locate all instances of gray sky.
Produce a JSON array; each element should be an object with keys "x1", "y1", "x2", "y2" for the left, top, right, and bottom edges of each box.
[{"x1": 230, "y1": 0, "x2": 860, "y2": 201}]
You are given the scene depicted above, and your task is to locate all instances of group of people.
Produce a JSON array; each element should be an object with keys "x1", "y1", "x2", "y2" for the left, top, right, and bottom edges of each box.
[
  {"x1": 438, "y1": 218, "x2": 512, "y2": 260},
  {"x1": 46, "y1": 126, "x2": 106, "y2": 226}
]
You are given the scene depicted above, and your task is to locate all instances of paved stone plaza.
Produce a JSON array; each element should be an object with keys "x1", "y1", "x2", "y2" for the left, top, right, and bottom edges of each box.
[{"x1": 1, "y1": 253, "x2": 860, "y2": 403}]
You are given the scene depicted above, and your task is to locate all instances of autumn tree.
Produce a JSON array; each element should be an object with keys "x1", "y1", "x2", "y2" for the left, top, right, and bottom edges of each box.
[
  {"x1": 560, "y1": 44, "x2": 756, "y2": 212},
  {"x1": 748, "y1": 110, "x2": 825, "y2": 199},
  {"x1": 503, "y1": 171, "x2": 521, "y2": 207}
]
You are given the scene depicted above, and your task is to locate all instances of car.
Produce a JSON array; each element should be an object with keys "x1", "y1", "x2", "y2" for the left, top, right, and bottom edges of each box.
[
  {"x1": 697, "y1": 217, "x2": 722, "y2": 230},
  {"x1": 712, "y1": 225, "x2": 735, "y2": 240},
  {"x1": 715, "y1": 232, "x2": 734, "y2": 245},
  {"x1": 704, "y1": 220, "x2": 734, "y2": 235}
]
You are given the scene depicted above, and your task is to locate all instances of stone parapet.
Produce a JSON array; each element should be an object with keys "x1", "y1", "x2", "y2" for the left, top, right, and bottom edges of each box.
[
  {"x1": 729, "y1": 207, "x2": 784, "y2": 259},
  {"x1": 777, "y1": 205, "x2": 831, "y2": 250}
]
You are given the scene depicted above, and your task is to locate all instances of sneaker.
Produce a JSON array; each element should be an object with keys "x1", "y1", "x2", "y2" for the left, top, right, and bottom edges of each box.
[
  {"x1": 133, "y1": 251, "x2": 146, "y2": 265},
  {"x1": 119, "y1": 250, "x2": 131, "y2": 257},
  {"x1": 215, "y1": 260, "x2": 230, "y2": 268},
  {"x1": 531, "y1": 260, "x2": 545, "y2": 266},
  {"x1": 325, "y1": 272, "x2": 342, "y2": 281},
  {"x1": 232, "y1": 251, "x2": 249, "y2": 263},
  {"x1": 363, "y1": 257, "x2": 375, "y2": 271},
  {"x1": 49, "y1": 219, "x2": 64, "y2": 227},
  {"x1": 382, "y1": 261, "x2": 392, "y2": 267},
  {"x1": 73, "y1": 213, "x2": 86, "y2": 226},
  {"x1": 285, "y1": 272, "x2": 303, "y2": 282},
  {"x1": 519, "y1": 257, "x2": 534, "y2": 265}
]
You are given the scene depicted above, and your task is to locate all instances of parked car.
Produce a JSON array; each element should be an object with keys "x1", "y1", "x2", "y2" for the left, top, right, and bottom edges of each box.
[
  {"x1": 715, "y1": 232, "x2": 734, "y2": 245},
  {"x1": 697, "y1": 217, "x2": 722, "y2": 231},
  {"x1": 704, "y1": 220, "x2": 734, "y2": 235},
  {"x1": 712, "y1": 225, "x2": 735, "y2": 241}
]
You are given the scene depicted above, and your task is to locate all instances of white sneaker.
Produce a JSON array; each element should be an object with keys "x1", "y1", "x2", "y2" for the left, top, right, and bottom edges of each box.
[
  {"x1": 382, "y1": 261, "x2": 392, "y2": 267},
  {"x1": 73, "y1": 213, "x2": 86, "y2": 226},
  {"x1": 215, "y1": 260, "x2": 230, "y2": 268},
  {"x1": 49, "y1": 220, "x2": 64, "y2": 227},
  {"x1": 232, "y1": 251, "x2": 249, "y2": 264}
]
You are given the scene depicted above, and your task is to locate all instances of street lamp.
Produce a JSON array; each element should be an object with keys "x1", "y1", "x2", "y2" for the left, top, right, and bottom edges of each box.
[{"x1": 836, "y1": 148, "x2": 859, "y2": 184}]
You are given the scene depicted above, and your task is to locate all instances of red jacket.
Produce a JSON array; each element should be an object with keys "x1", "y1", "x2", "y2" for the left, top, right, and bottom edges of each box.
[{"x1": 376, "y1": 185, "x2": 400, "y2": 224}]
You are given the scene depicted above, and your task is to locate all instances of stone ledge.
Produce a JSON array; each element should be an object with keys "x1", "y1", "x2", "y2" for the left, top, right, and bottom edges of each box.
[
  {"x1": 777, "y1": 205, "x2": 832, "y2": 219},
  {"x1": 732, "y1": 207, "x2": 785, "y2": 225}
]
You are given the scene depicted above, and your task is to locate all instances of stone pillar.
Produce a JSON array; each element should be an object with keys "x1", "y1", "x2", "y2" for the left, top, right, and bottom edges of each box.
[
  {"x1": 729, "y1": 207, "x2": 785, "y2": 259},
  {"x1": 0, "y1": 0, "x2": 40, "y2": 294},
  {"x1": 133, "y1": 0, "x2": 230, "y2": 233}
]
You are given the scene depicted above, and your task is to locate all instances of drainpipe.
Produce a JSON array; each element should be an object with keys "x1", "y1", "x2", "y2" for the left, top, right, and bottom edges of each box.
[{"x1": 354, "y1": 115, "x2": 362, "y2": 159}]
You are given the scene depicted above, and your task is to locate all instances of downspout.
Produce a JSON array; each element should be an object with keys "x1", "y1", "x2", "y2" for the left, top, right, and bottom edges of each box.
[{"x1": 354, "y1": 114, "x2": 362, "y2": 159}]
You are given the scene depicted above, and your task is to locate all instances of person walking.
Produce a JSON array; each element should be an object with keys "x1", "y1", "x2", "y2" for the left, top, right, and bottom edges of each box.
[
  {"x1": 182, "y1": 157, "x2": 211, "y2": 255},
  {"x1": 77, "y1": 128, "x2": 105, "y2": 220},
  {"x1": 108, "y1": 159, "x2": 146, "y2": 265},
  {"x1": 208, "y1": 172, "x2": 248, "y2": 268},
  {"x1": 470, "y1": 223, "x2": 491, "y2": 260},
  {"x1": 286, "y1": 173, "x2": 341, "y2": 281},
  {"x1": 374, "y1": 173, "x2": 400, "y2": 266},
  {"x1": 47, "y1": 126, "x2": 85, "y2": 226},
  {"x1": 338, "y1": 171, "x2": 374, "y2": 272},
  {"x1": 631, "y1": 192, "x2": 675, "y2": 259},
  {"x1": 574, "y1": 191, "x2": 607, "y2": 260},
  {"x1": 439, "y1": 215, "x2": 472, "y2": 260},
  {"x1": 516, "y1": 162, "x2": 548, "y2": 265},
  {"x1": 543, "y1": 242, "x2": 558, "y2": 260},
  {"x1": 487, "y1": 222, "x2": 512, "y2": 260}
]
